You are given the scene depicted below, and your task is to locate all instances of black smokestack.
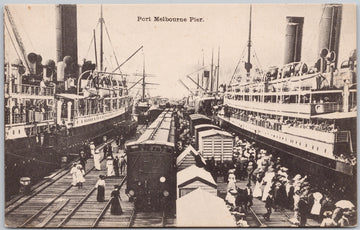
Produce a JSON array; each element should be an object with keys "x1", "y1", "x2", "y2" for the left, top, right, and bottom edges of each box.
[
  {"x1": 283, "y1": 17, "x2": 304, "y2": 65},
  {"x1": 318, "y1": 4, "x2": 342, "y2": 69},
  {"x1": 56, "y1": 5, "x2": 78, "y2": 65}
]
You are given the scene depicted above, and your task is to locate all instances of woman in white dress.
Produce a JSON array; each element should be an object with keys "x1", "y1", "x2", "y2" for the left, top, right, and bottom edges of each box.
[
  {"x1": 93, "y1": 150, "x2": 101, "y2": 170},
  {"x1": 106, "y1": 156, "x2": 115, "y2": 177},
  {"x1": 225, "y1": 173, "x2": 237, "y2": 207},
  {"x1": 70, "y1": 163, "x2": 78, "y2": 186},
  {"x1": 75, "y1": 164, "x2": 85, "y2": 188},
  {"x1": 310, "y1": 192, "x2": 323, "y2": 217},
  {"x1": 261, "y1": 168, "x2": 275, "y2": 201},
  {"x1": 90, "y1": 141, "x2": 96, "y2": 157},
  {"x1": 253, "y1": 171, "x2": 263, "y2": 198}
]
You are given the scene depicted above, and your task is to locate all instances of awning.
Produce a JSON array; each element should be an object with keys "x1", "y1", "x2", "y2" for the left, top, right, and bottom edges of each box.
[
  {"x1": 311, "y1": 111, "x2": 357, "y2": 120},
  {"x1": 177, "y1": 188, "x2": 236, "y2": 227}
]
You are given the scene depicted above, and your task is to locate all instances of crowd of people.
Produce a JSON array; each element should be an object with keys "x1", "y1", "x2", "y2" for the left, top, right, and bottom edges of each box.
[
  {"x1": 5, "y1": 99, "x2": 53, "y2": 124},
  {"x1": 221, "y1": 108, "x2": 357, "y2": 166},
  {"x1": 215, "y1": 137, "x2": 356, "y2": 227},
  {"x1": 70, "y1": 136, "x2": 127, "y2": 215},
  {"x1": 176, "y1": 108, "x2": 356, "y2": 227}
]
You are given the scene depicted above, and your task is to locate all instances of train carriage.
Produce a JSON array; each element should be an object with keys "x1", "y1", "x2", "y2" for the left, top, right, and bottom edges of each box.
[{"x1": 125, "y1": 108, "x2": 177, "y2": 213}]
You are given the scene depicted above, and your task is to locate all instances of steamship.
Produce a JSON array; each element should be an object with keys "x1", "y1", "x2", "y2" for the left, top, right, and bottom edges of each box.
[
  {"x1": 216, "y1": 4, "x2": 357, "y2": 176},
  {"x1": 5, "y1": 5, "x2": 135, "y2": 198}
]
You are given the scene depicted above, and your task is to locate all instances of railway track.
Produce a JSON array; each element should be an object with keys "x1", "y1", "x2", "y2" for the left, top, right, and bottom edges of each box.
[
  {"x1": 247, "y1": 207, "x2": 266, "y2": 227},
  {"x1": 5, "y1": 139, "x2": 113, "y2": 214},
  {"x1": 5, "y1": 140, "x2": 116, "y2": 227},
  {"x1": 5, "y1": 124, "x2": 148, "y2": 228},
  {"x1": 128, "y1": 211, "x2": 167, "y2": 227}
]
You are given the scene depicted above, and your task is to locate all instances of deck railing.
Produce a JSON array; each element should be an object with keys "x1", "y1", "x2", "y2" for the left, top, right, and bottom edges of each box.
[
  {"x1": 225, "y1": 98, "x2": 342, "y2": 116},
  {"x1": 6, "y1": 83, "x2": 55, "y2": 96},
  {"x1": 5, "y1": 111, "x2": 54, "y2": 125}
]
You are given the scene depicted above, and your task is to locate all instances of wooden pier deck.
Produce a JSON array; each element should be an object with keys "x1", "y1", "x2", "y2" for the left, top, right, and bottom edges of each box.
[{"x1": 4, "y1": 125, "x2": 170, "y2": 228}]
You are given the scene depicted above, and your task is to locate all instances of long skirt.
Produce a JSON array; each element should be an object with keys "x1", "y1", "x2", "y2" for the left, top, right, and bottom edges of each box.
[
  {"x1": 107, "y1": 165, "x2": 115, "y2": 177},
  {"x1": 253, "y1": 181, "x2": 262, "y2": 198},
  {"x1": 114, "y1": 166, "x2": 120, "y2": 177},
  {"x1": 94, "y1": 155, "x2": 101, "y2": 170},
  {"x1": 97, "y1": 186, "x2": 105, "y2": 202},
  {"x1": 110, "y1": 197, "x2": 123, "y2": 215},
  {"x1": 72, "y1": 174, "x2": 77, "y2": 186},
  {"x1": 262, "y1": 184, "x2": 272, "y2": 201}
]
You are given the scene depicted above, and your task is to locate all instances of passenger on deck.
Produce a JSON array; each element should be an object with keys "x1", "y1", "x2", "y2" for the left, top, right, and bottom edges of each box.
[
  {"x1": 225, "y1": 173, "x2": 237, "y2": 207},
  {"x1": 75, "y1": 164, "x2": 85, "y2": 188},
  {"x1": 320, "y1": 211, "x2": 337, "y2": 227},
  {"x1": 113, "y1": 156, "x2": 120, "y2": 177},
  {"x1": 90, "y1": 141, "x2": 96, "y2": 158},
  {"x1": 261, "y1": 167, "x2": 275, "y2": 201},
  {"x1": 93, "y1": 150, "x2": 101, "y2": 170},
  {"x1": 79, "y1": 150, "x2": 87, "y2": 171},
  {"x1": 110, "y1": 185, "x2": 123, "y2": 215},
  {"x1": 119, "y1": 152, "x2": 127, "y2": 176},
  {"x1": 106, "y1": 156, "x2": 115, "y2": 177},
  {"x1": 107, "y1": 143, "x2": 113, "y2": 159},
  {"x1": 253, "y1": 170, "x2": 264, "y2": 198},
  {"x1": 95, "y1": 175, "x2": 105, "y2": 202},
  {"x1": 70, "y1": 163, "x2": 78, "y2": 186}
]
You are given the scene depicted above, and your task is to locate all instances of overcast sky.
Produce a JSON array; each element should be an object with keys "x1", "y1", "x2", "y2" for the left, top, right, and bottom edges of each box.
[{"x1": 4, "y1": 4, "x2": 357, "y2": 99}]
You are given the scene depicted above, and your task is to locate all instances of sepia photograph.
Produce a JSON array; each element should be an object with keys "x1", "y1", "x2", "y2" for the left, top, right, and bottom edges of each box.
[{"x1": 3, "y1": 3, "x2": 357, "y2": 227}]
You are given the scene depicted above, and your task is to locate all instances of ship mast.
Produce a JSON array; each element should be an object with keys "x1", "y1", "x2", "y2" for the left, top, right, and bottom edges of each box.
[
  {"x1": 100, "y1": 5, "x2": 104, "y2": 72},
  {"x1": 245, "y1": 5, "x2": 252, "y2": 79},
  {"x1": 142, "y1": 56, "x2": 146, "y2": 102}
]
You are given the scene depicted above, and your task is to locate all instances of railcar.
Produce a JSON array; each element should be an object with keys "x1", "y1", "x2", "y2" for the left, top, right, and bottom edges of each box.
[{"x1": 125, "y1": 108, "x2": 177, "y2": 213}]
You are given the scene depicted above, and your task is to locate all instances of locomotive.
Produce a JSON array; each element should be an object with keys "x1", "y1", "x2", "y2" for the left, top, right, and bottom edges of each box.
[{"x1": 125, "y1": 108, "x2": 178, "y2": 213}]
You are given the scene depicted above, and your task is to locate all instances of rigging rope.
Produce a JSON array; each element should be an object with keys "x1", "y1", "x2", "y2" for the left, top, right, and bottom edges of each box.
[
  {"x1": 229, "y1": 43, "x2": 247, "y2": 85},
  {"x1": 104, "y1": 22, "x2": 122, "y2": 74},
  {"x1": 4, "y1": 21, "x2": 23, "y2": 64},
  {"x1": 85, "y1": 21, "x2": 100, "y2": 60},
  {"x1": 13, "y1": 7, "x2": 34, "y2": 51}
]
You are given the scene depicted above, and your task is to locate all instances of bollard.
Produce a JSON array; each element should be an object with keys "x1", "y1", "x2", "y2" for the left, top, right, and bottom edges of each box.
[{"x1": 19, "y1": 177, "x2": 31, "y2": 194}]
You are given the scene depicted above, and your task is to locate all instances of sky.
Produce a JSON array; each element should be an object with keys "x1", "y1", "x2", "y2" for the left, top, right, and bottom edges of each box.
[{"x1": 4, "y1": 4, "x2": 357, "y2": 99}]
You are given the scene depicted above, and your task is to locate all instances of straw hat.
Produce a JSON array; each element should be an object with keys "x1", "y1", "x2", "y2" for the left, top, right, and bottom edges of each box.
[
  {"x1": 280, "y1": 167, "x2": 288, "y2": 172},
  {"x1": 323, "y1": 211, "x2": 333, "y2": 217},
  {"x1": 293, "y1": 174, "x2": 302, "y2": 181}
]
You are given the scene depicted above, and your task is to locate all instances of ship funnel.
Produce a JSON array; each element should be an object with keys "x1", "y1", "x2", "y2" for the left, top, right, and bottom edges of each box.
[
  {"x1": 318, "y1": 4, "x2": 342, "y2": 70},
  {"x1": 283, "y1": 17, "x2": 304, "y2": 65},
  {"x1": 56, "y1": 5, "x2": 78, "y2": 65},
  {"x1": 27, "y1": 52, "x2": 40, "y2": 74}
]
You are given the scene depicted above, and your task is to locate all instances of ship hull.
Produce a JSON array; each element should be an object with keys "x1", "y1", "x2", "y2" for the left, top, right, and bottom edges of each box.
[
  {"x1": 215, "y1": 115, "x2": 354, "y2": 177},
  {"x1": 5, "y1": 106, "x2": 134, "y2": 201},
  {"x1": 218, "y1": 116, "x2": 356, "y2": 201}
]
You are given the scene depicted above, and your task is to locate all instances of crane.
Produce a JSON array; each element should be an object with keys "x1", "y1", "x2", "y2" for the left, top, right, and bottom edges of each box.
[
  {"x1": 178, "y1": 79, "x2": 194, "y2": 95},
  {"x1": 4, "y1": 6, "x2": 32, "y2": 73}
]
